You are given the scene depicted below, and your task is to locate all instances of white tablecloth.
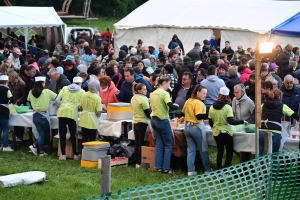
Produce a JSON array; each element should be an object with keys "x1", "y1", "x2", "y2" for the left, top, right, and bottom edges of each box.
[
  {"x1": 173, "y1": 127, "x2": 256, "y2": 153},
  {"x1": 98, "y1": 113, "x2": 132, "y2": 137},
  {"x1": 9, "y1": 112, "x2": 59, "y2": 129},
  {"x1": 283, "y1": 136, "x2": 300, "y2": 151},
  {"x1": 10, "y1": 111, "x2": 59, "y2": 139}
]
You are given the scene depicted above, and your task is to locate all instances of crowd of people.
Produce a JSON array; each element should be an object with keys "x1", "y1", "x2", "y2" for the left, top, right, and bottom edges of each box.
[{"x1": 0, "y1": 29, "x2": 300, "y2": 175}]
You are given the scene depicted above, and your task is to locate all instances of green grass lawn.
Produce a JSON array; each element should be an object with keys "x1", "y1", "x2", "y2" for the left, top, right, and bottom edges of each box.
[
  {"x1": 64, "y1": 18, "x2": 119, "y2": 33},
  {"x1": 0, "y1": 134, "x2": 241, "y2": 200}
]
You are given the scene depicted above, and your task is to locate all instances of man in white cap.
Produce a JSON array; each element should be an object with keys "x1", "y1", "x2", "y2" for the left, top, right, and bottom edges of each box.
[
  {"x1": 0, "y1": 75, "x2": 16, "y2": 151},
  {"x1": 8, "y1": 47, "x2": 24, "y2": 71},
  {"x1": 54, "y1": 76, "x2": 85, "y2": 161}
]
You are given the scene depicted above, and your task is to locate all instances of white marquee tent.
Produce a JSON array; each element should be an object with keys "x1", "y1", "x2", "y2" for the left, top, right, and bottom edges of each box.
[
  {"x1": 114, "y1": 0, "x2": 300, "y2": 54},
  {"x1": 0, "y1": 6, "x2": 66, "y2": 51}
]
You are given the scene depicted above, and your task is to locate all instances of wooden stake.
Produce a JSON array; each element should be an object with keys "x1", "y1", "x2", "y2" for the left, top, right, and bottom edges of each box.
[
  {"x1": 101, "y1": 155, "x2": 111, "y2": 196},
  {"x1": 255, "y1": 53, "x2": 262, "y2": 158}
]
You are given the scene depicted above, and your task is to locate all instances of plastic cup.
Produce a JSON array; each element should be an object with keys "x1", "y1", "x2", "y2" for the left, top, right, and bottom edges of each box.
[{"x1": 292, "y1": 134, "x2": 296, "y2": 139}]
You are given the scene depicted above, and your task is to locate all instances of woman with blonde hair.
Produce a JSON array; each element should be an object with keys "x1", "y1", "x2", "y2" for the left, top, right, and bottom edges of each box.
[
  {"x1": 131, "y1": 83, "x2": 150, "y2": 168},
  {"x1": 208, "y1": 86, "x2": 247, "y2": 170},
  {"x1": 150, "y1": 76, "x2": 179, "y2": 174},
  {"x1": 0, "y1": 62, "x2": 14, "y2": 75}
]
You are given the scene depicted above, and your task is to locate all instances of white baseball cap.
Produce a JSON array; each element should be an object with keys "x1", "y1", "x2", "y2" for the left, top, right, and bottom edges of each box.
[
  {"x1": 0, "y1": 75, "x2": 8, "y2": 81},
  {"x1": 35, "y1": 76, "x2": 46, "y2": 82},
  {"x1": 219, "y1": 86, "x2": 230, "y2": 96},
  {"x1": 73, "y1": 77, "x2": 83, "y2": 83}
]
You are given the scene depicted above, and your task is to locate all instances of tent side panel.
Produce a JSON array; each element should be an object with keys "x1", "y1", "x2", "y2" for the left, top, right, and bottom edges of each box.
[
  {"x1": 220, "y1": 30, "x2": 269, "y2": 50},
  {"x1": 114, "y1": 27, "x2": 213, "y2": 55}
]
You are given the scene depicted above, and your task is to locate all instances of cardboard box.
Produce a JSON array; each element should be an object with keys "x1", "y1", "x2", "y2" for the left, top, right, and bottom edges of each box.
[
  {"x1": 55, "y1": 133, "x2": 83, "y2": 159},
  {"x1": 141, "y1": 146, "x2": 156, "y2": 170}
]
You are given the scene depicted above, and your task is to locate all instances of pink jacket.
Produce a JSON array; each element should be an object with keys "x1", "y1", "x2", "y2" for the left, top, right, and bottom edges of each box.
[
  {"x1": 240, "y1": 68, "x2": 252, "y2": 83},
  {"x1": 29, "y1": 62, "x2": 40, "y2": 72},
  {"x1": 99, "y1": 81, "x2": 119, "y2": 106}
]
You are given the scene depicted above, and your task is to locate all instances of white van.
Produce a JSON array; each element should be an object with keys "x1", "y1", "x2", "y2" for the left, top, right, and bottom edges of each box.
[{"x1": 64, "y1": 26, "x2": 95, "y2": 43}]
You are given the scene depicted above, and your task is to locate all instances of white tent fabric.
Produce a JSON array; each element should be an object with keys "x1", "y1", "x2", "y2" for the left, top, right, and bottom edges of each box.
[
  {"x1": 0, "y1": 7, "x2": 65, "y2": 51},
  {"x1": 0, "y1": 7, "x2": 64, "y2": 28},
  {"x1": 114, "y1": 0, "x2": 300, "y2": 53}
]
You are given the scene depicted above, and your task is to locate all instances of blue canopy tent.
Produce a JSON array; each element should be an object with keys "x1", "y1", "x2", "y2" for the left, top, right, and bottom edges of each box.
[{"x1": 271, "y1": 12, "x2": 300, "y2": 37}]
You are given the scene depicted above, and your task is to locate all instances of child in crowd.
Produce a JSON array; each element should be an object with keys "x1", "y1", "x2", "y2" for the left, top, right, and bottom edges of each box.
[
  {"x1": 218, "y1": 64, "x2": 229, "y2": 82},
  {"x1": 0, "y1": 75, "x2": 16, "y2": 151}
]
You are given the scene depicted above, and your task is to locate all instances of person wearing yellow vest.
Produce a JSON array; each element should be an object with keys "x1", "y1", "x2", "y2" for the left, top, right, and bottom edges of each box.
[
  {"x1": 0, "y1": 75, "x2": 16, "y2": 152},
  {"x1": 182, "y1": 85, "x2": 212, "y2": 176},
  {"x1": 150, "y1": 76, "x2": 179, "y2": 174},
  {"x1": 79, "y1": 79, "x2": 102, "y2": 143},
  {"x1": 55, "y1": 76, "x2": 85, "y2": 160},
  {"x1": 131, "y1": 83, "x2": 151, "y2": 168},
  {"x1": 27, "y1": 76, "x2": 57, "y2": 156},
  {"x1": 208, "y1": 86, "x2": 247, "y2": 170}
]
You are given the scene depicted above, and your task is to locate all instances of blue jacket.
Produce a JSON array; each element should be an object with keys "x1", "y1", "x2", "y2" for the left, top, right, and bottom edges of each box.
[
  {"x1": 116, "y1": 74, "x2": 152, "y2": 103},
  {"x1": 281, "y1": 85, "x2": 300, "y2": 113},
  {"x1": 134, "y1": 73, "x2": 152, "y2": 95}
]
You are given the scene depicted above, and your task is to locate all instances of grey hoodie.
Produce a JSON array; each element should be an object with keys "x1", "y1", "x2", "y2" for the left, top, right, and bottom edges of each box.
[
  {"x1": 201, "y1": 75, "x2": 225, "y2": 105},
  {"x1": 68, "y1": 83, "x2": 81, "y2": 93},
  {"x1": 232, "y1": 93, "x2": 255, "y2": 123}
]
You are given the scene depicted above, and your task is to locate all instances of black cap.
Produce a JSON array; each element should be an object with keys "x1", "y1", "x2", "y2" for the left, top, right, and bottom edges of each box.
[{"x1": 194, "y1": 42, "x2": 201, "y2": 47}]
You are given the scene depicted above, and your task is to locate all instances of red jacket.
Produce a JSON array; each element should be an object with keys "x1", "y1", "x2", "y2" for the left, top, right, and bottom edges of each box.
[
  {"x1": 240, "y1": 68, "x2": 252, "y2": 83},
  {"x1": 99, "y1": 81, "x2": 119, "y2": 107},
  {"x1": 101, "y1": 30, "x2": 112, "y2": 40}
]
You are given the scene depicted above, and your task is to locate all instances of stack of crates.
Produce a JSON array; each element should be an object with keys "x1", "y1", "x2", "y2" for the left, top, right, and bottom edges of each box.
[{"x1": 81, "y1": 141, "x2": 110, "y2": 168}]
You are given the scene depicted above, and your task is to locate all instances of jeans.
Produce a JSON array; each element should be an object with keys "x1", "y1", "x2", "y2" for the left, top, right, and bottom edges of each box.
[
  {"x1": 259, "y1": 131, "x2": 282, "y2": 157},
  {"x1": 0, "y1": 118, "x2": 9, "y2": 147},
  {"x1": 185, "y1": 123, "x2": 211, "y2": 172},
  {"x1": 33, "y1": 113, "x2": 50, "y2": 152},
  {"x1": 214, "y1": 133, "x2": 234, "y2": 170},
  {"x1": 59, "y1": 117, "x2": 78, "y2": 155},
  {"x1": 134, "y1": 123, "x2": 148, "y2": 164},
  {"x1": 151, "y1": 116, "x2": 173, "y2": 170}
]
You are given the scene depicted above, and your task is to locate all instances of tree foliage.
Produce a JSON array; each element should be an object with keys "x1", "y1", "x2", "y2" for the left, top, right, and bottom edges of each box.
[{"x1": 0, "y1": 0, "x2": 147, "y2": 18}]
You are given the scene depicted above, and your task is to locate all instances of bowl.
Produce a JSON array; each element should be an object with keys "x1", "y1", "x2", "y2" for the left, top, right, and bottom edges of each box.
[{"x1": 14, "y1": 106, "x2": 29, "y2": 114}]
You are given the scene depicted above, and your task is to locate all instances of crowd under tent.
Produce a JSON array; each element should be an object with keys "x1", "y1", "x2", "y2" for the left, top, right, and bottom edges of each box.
[
  {"x1": 114, "y1": 0, "x2": 300, "y2": 54},
  {"x1": 0, "y1": 6, "x2": 66, "y2": 52}
]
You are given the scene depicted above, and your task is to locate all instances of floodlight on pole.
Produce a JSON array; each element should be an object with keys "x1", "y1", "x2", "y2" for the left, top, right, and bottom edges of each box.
[{"x1": 259, "y1": 41, "x2": 274, "y2": 54}]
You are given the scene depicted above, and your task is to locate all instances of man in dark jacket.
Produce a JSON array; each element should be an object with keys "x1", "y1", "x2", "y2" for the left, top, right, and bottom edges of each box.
[
  {"x1": 116, "y1": 68, "x2": 151, "y2": 103},
  {"x1": 202, "y1": 40, "x2": 214, "y2": 59},
  {"x1": 48, "y1": 68, "x2": 70, "y2": 94},
  {"x1": 278, "y1": 44, "x2": 293, "y2": 79},
  {"x1": 187, "y1": 42, "x2": 204, "y2": 65},
  {"x1": 63, "y1": 59, "x2": 80, "y2": 83},
  {"x1": 94, "y1": 33, "x2": 102, "y2": 48},
  {"x1": 168, "y1": 34, "x2": 185, "y2": 55},
  {"x1": 236, "y1": 45, "x2": 245, "y2": 55},
  {"x1": 172, "y1": 72, "x2": 194, "y2": 110},
  {"x1": 222, "y1": 41, "x2": 235, "y2": 61},
  {"x1": 23, "y1": 66, "x2": 49, "y2": 104},
  {"x1": 81, "y1": 31, "x2": 91, "y2": 44},
  {"x1": 281, "y1": 74, "x2": 300, "y2": 123},
  {"x1": 226, "y1": 66, "x2": 242, "y2": 100},
  {"x1": 60, "y1": 44, "x2": 72, "y2": 58}
]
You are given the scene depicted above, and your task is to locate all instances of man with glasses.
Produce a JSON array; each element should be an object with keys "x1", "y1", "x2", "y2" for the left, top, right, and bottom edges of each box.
[
  {"x1": 281, "y1": 74, "x2": 300, "y2": 124},
  {"x1": 172, "y1": 72, "x2": 195, "y2": 110}
]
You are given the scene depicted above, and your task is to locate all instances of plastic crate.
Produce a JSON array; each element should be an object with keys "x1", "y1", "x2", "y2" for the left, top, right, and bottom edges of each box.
[{"x1": 82, "y1": 146, "x2": 110, "y2": 161}]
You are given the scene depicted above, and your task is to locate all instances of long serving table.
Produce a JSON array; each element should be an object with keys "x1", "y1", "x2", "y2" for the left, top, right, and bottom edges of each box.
[{"x1": 9, "y1": 112, "x2": 299, "y2": 153}]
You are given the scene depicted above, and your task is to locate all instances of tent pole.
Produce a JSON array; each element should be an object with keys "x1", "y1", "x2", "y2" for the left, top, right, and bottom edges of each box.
[{"x1": 24, "y1": 27, "x2": 28, "y2": 62}]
